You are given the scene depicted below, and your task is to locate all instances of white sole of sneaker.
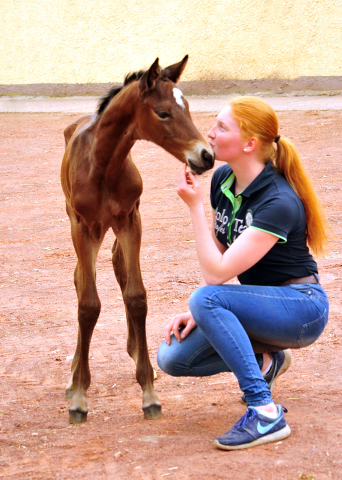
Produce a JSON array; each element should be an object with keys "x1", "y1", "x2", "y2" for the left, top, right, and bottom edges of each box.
[{"x1": 213, "y1": 424, "x2": 291, "y2": 450}]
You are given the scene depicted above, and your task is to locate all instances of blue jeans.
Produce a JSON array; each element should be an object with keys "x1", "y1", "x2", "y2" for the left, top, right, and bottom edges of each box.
[{"x1": 157, "y1": 283, "x2": 329, "y2": 406}]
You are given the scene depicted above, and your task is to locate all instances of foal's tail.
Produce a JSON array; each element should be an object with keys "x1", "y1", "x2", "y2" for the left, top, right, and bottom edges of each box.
[
  {"x1": 63, "y1": 114, "x2": 97, "y2": 148},
  {"x1": 61, "y1": 114, "x2": 98, "y2": 201},
  {"x1": 64, "y1": 122, "x2": 79, "y2": 149}
]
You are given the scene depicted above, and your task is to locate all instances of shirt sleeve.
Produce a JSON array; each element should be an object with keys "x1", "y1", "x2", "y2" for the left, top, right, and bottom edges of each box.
[{"x1": 250, "y1": 193, "x2": 303, "y2": 242}]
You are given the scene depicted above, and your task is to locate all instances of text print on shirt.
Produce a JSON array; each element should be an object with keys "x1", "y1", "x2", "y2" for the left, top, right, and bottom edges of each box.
[{"x1": 215, "y1": 205, "x2": 253, "y2": 247}]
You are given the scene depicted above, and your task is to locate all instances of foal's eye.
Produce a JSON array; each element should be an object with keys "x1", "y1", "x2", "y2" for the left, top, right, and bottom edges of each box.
[{"x1": 156, "y1": 111, "x2": 171, "y2": 119}]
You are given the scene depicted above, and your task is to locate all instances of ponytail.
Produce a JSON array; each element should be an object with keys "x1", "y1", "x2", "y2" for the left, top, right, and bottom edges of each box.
[
  {"x1": 229, "y1": 96, "x2": 328, "y2": 255},
  {"x1": 274, "y1": 137, "x2": 328, "y2": 255}
]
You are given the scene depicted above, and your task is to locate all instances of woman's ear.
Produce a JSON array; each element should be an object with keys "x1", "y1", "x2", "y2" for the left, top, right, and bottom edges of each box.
[{"x1": 243, "y1": 137, "x2": 258, "y2": 152}]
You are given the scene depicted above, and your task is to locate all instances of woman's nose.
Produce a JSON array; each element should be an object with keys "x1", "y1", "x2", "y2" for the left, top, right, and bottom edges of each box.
[{"x1": 208, "y1": 127, "x2": 215, "y2": 138}]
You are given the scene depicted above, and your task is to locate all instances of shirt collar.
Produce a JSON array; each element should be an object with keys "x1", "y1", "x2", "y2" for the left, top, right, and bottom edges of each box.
[
  {"x1": 220, "y1": 162, "x2": 278, "y2": 198},
  {"x1": 242, "y1": 162, "x2": 278, "y2": 197}
]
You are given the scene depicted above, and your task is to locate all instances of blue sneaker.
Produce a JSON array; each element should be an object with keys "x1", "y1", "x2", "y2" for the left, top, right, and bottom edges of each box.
[
  {"x1": 214, "y1": 405, "x2": 291, "y2": 450},
  {"x1": 241, "y1": 350, "x2": 292, "y2": 404}
]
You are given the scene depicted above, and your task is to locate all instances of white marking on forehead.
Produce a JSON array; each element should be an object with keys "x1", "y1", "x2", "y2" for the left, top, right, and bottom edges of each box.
[{"x1": 173, "y1": 87, "x2": 185, "y2": 110}]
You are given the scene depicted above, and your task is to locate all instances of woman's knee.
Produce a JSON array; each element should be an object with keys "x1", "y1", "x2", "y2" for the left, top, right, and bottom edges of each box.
[
  {"x1": 189, "y1": 286, "x2": 210, "y2": 320},
  {"x1": 189, "y1": 286, "x2": 224, "y2": 328},
  {"x1": 157, "y1": 340, "x2": 180, "y2": 376}
]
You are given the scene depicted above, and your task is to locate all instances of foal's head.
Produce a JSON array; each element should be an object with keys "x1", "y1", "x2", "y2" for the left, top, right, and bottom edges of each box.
[
  {"x1": 98, "y1": 56, "x2": 214, "y2": 175},
  {"x1": 136, "y1": 56, "x2": 214, "y2": 174}
]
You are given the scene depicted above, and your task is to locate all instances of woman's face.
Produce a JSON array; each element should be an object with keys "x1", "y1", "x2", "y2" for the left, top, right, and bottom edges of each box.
[{"x1": 208, "y1": 106, "x2": 245, "y2": 162}]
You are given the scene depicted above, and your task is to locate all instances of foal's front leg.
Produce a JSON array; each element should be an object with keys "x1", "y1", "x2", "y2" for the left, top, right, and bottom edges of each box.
[
  {"x1": 112, "y1": 239, "x2": 138, "y2": 364},
  {"x1": 112, "y1": 207, "x2": 162, "y2": 419},
  {"x1": 66, "y1": 219, "x2": 103, "y2": 424}
]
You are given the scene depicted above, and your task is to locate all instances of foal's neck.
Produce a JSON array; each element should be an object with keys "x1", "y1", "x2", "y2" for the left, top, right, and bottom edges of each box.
[{"x1": 91, "y1": 84, "x2": 140, "y2": 176}]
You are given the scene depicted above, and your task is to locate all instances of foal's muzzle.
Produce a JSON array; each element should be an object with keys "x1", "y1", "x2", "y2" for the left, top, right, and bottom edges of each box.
[
  {"x1": 188, "y1": 148, "x2": 215, "y2": 175},
  {"x1": 201, "y1": 149, "x2": 215, "y2": 169}
]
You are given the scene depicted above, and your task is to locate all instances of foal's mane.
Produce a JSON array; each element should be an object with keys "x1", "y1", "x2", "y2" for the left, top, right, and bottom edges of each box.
[{"x1": 97, "y1": 71, "x2": 146, "y2": 116}]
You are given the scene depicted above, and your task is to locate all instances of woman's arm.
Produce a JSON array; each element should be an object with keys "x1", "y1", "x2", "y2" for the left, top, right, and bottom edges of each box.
[
  {"x1": 211, "y1": 209, "x2": 228, "y2": 254},
  {"x1": 177, "y1": 167, "x2": 279, "y2": 285},
  {"x1": 163, "y1": 217, "x2": 223, "y2": 345}
]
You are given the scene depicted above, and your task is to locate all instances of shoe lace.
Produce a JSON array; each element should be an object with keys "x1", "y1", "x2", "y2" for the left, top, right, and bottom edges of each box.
[
  {"x1": 236, "y1": 406, "x2": 288, "y2": 430},
  {"x1": 236, "y1": 408, "x2": 257, "y2": 430}
]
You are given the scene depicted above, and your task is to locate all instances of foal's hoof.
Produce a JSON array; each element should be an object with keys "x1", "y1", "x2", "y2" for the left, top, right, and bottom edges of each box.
[
  {"x1": 143, "y1": 404, "x2": 162, "y2": 420},
  {"x1": 69, "y1": 409, "x2": 88, "y2": 424}
]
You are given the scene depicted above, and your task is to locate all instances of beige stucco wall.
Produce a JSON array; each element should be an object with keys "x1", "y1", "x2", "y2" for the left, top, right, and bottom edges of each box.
[{"x1": 1, "y1": 0, "x2": 341, "y2": 91}]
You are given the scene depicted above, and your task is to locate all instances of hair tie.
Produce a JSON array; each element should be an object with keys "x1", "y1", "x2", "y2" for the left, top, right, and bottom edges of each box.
[{"x1": 275, "y1": 135, "x2": 281, "y2": 143}]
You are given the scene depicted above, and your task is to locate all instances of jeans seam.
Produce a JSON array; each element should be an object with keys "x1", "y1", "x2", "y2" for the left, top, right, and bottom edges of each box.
[
  {"x1": 297, "y1": 308, "x2": 328, "y2": 348},
  {"x1": 182, "y1": 359, "x2": 227, "y2": 374},
  {"x1": 187, "y1": 344, "x2": 217, "y2": 368},
  {"x1": 207, "y1": 290, "x2": 318, "y2": 302}
]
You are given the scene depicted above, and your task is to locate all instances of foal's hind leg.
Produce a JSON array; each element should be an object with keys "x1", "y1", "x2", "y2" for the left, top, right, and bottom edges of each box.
[
  {"x1": 112, "y1": 208, "x2": 162, "y2": 419},
  {"x1": 66, "y1": 216, "x2": 103, "y2": 424}
]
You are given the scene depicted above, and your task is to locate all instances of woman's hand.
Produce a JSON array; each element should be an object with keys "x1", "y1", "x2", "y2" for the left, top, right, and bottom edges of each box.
[
  {"x1": 177, "y1": 165, "x2": 203, "y2": 209},
  {"x1": 164, "y1": 311, "x2": 197, "y2": 345}
]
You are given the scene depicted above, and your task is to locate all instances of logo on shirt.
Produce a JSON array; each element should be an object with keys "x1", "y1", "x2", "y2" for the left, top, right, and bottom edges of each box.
[{"x1": 245, "y1": 210, "x2": 253, "y2": 227}]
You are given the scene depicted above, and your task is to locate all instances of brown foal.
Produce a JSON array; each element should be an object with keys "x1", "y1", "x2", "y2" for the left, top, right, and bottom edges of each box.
[{"x1": 60, "y1": 56, "x2": 214, "y2": 424}]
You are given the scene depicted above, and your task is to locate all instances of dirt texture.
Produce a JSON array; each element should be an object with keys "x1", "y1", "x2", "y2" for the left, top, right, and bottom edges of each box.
[{"x1": 0, "y1": 111, "x2": 341, "y2": 480}]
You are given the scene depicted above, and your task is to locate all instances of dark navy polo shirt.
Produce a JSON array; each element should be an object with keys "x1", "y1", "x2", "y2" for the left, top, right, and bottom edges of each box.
[{"x1": 210, "y1": 162, "x2": 318, "y2": 286}]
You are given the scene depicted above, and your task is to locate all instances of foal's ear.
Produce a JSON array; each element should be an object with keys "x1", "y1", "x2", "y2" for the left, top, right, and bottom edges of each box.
[
  {"x1": 139, "y1": 58, "x2": 161, "y2": 93},
  {"x1": 161, "y1": 55, "x2": 189, "y2": 84}
]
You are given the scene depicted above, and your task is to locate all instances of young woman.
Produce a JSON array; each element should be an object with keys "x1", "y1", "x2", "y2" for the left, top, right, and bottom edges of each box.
[{"x1": 157, "y1": 96, "x2": 329, "y2": 450}]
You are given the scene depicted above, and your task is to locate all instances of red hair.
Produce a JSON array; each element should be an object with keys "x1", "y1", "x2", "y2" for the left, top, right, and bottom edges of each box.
[{"x1": 229, "y1": 96, "x2": 328, "y2": 255}]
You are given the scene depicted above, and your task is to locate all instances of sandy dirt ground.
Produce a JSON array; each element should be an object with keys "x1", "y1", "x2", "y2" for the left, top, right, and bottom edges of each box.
[{"x1": 0, "y1": 109, "x2": 341, "y2": 480}]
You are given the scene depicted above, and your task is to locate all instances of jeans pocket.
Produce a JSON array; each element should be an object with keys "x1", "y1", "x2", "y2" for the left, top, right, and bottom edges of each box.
[
  {"x1": 297, "y1": 308, "x2": 328, "y2": 348},
  {"x1": 288, "y1": 283, "x2": 312, "y2": 295}
]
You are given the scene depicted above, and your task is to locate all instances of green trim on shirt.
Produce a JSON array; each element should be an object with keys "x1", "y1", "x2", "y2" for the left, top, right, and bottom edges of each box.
[
  {"x1": 220, "y1": 172, "x2": 243, "y2": 244},
  {"x1": 249, "y1": 226, "x2": 287, "y2": 243},
  {"x1": 220, "y1": 172, "x2": 235, "y2": 192}
]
